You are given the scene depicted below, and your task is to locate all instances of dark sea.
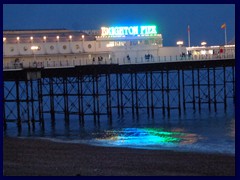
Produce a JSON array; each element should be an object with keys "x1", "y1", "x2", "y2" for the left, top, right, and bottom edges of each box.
[
  {"x1": 4, "y1": 106, "x2": 235, "y2": 155},
  {"x1": 3, "y1": 69, "x2": 235, "y2": 155}
]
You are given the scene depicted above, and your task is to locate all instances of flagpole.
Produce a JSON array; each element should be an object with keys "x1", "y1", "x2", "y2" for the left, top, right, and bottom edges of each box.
[
  {"x1": 188, "y1": 25, "x2": 190, "y2": 47},
  {"x1": 225, "y1": 25, "x2": 227, "y2": 45}
]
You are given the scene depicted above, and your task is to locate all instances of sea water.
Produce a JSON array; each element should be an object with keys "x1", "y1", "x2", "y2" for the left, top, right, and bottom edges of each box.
[
  {"x1": 3, "y1": 69, "x2": 235, "y2": 155},
  {"x1": 4, "y1": 106, "x2": 235, "y2": 155}
]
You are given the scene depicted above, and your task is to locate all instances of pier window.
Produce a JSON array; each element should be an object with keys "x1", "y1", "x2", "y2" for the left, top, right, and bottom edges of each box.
[
  {"x1": 75, "y1": 44, "x2": 80, "y2": 49},
  {"x1": 63, "y1": 45, "x2": 67, "y2": 50},
  {"x1": 24, "y1": 46, "x2": 28, "y2": 51}
]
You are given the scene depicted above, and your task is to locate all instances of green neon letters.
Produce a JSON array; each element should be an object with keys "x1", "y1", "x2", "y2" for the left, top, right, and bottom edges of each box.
[{"x1": 101, "y1": 26, "x2": 157, "y2": 36}]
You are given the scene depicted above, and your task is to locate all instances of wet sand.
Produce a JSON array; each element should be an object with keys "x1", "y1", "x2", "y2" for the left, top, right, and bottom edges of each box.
[{"x1": 3, "y1": 137, "x2": 235, "y2": 176}]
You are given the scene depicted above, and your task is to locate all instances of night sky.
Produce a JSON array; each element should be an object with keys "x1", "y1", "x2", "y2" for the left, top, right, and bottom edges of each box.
[{"x1": 3, "y1": 4, "x2": 235, "y2": 46}]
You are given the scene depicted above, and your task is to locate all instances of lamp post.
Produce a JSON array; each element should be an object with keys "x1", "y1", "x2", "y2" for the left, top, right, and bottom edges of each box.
[
  {"x1": 69, "y1": 35, "x2": 73, "y2": 54},
  {"x1": 3, "y1": 37, "x2": 6, "y2": 56},
  {"x1": 56, "y1": 36, "x2": 60, "y2": 66},
  {"x1": 16, "y1": 37, "x2": 20, "y2": 55},
  {"x1": 31, "y1": 46, "x2": 39, "y2": 67},
  {"x1": 30, "y1": 37, "x2": 34, "y2": 57},
  {"x1": 176, "y1": 41, "x2": 184, "y2": 59},
  {"x1": 82, "y1": 35, "x2": 85, "y2": 52},
  {"x1": 200, "y1": 42, "x2": 207, "y2": 59},
  {"x1": 43, "y1": 36, "x2": 47, "y2": 42},
  {"x1": 43, "y1": 36, "x2": 47, "y2": 56}
]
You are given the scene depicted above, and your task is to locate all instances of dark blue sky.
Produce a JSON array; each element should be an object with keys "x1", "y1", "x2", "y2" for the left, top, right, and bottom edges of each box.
[{"x1": 3, "y1": 4, "x2": 235, "y2": 46}]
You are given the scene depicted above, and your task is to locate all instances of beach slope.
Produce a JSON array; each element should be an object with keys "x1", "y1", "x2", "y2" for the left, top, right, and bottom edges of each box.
[{"x1": 3, "y1": 137, "x2": 235, "y2": 176}]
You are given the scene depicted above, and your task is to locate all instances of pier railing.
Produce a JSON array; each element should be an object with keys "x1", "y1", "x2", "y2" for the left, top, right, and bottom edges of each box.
[{"x1": 3, "y1": 53, "x2": 235, "y2": 70}]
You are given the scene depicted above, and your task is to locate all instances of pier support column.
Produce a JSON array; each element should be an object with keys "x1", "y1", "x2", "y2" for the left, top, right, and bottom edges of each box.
[
  {"x1": 3, "y1": 82, "x2": 6, "y2": 130},
  {"x1": 92, "y1": 75, "x2": 97, "y2": 123},
  {"x1": 116, "y1": 74, "x2": 120, "y2": 116},
  {"x1": 207, "y1": 67, "x2": 211, "y2": 111},
  {"x1": 182, "y1": 70, "x2": 186, "y2": 111},
  {"x1": 120, "y1": 74, "x2": 124, "y2": 116},
  {"x1": 30, "y1": 79, "x2": 35, "y2": 126},
  {"x1": 192, "y1": 69, "x2": 196, "y2": 110},
  {"x1": 38, "y1": 78, "x2": 44, "y2": 126},
  {"x1": 77, "y1": 75, "x2": 82, "y2": 125},
  {"x1": 150, "y1": 71, "x2": 154, "y2": 117},
  {"x1": 197, "y1": 68, "x2": 201, "y2": 112},
  {"x1": 49, "y1": 77, "x2": 55, "y2": 122},
  {"x1": 15, "y1": 80, "x2": 21, "y2": 127},
  {"x1": 63, "y1": 77, "x2": 69, "y2": 121},
  {"x1": 25, "y1": 80, "x2": 30, "y2": 126},
  {"x1": 106, "y1": 73, "x2": 112, "y2": 123},
  {"x1": 161, "y1": 70, "x2": 165, "y2": 116},
  {"x1": 223, "y1": 66, "x2": 227, "y2": 111},
  {"x1": 96, "y1": 75, "x2": 100, "y2": 122},
  {"x1": 213, "y1": 67, "x2": 217, "y2": 112},
  {"x1": 146, "y1": 72, "x2": 150, "y2": 117},
  {"x1": 232, "y1": 65, "x2": 235, "y2": 104},
  {"x1": 131, "y1": 73, "x2": 135, "y2": 117},
  {"x1": 166, "y1": 70, "x2": 170, "y2": 117},
  {"x1": 178, "y1": 70, "x2": 181, "y2": 115},
  {"x1": 134, "y1": 73, "x2": 139, "y2": 117},
  {"x1": 80, "y1": 75, "x2": 84, "y2": 125}
]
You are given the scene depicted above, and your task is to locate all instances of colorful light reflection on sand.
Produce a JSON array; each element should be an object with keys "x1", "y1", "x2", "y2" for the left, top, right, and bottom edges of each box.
[{"x1": 94, "y1": 128, "x2": 198, "y2": 147}]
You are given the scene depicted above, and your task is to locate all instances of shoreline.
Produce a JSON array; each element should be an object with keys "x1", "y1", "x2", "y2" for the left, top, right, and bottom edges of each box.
[
  {"x1": 3, "y1": 137, "x2": 235, "y2": 176},
  {"x1": 25, "y1": 136, "x2": 235, "y2": 156}
]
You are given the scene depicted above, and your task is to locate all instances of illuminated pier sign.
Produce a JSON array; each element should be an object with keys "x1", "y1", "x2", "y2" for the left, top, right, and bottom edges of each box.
[{"x1": 101, "y1": 26, "x2": 157, "y2": 36}]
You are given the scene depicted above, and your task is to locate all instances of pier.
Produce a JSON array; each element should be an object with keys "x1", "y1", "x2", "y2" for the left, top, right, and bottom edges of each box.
[
  {"x1": 3, "y1": 29, "x2": 235, "y2": 130},
  {"x1": 3, "y1": 56, "x2": 235, "y2": 129}
]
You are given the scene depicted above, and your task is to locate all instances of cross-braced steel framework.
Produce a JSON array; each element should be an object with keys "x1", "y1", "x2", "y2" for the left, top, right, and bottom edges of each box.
[
  {"x1": 4, "y1": 79, "x2": 42, "y2": 129},
  {"x1": 40, "y1": 74, "x2": 110, "y2": 125},
  {"x1": 182, "y1": 66, "x2": 235, "y2": 112},
  {"x1": 3, "y1": 61, "x2": 235, "y2": 129}
]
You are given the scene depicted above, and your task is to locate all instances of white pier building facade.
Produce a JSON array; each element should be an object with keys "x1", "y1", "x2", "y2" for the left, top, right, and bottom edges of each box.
[{"x1": 3, "y1": 25, "x2": 235, "y2": 69}]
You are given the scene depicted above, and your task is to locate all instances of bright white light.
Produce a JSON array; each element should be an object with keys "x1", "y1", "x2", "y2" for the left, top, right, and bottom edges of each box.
[
  {"x1": 69, "y1": 35, "x2": 72, "y2": 39},
  {"x1": 224, "y1": 45, "x2": 235, "y2": 48},
  {"x1": 82, "y1": 35, "x2": 85, "y2": 39},
  {"x1": 3, "y1": 37, "x2": 6, "y2": 42},
  {"x1": 31, "y1": 46, "x2": 39, "y2": 50},
  {"x1": 176, "y1": 41, "x2": 183, "y2": 45},
  {"x1": 43, "y1": 36, "x2": 47, "y2": 40},
  {"x1": 30, "y1": 36, "x2": 33, "y2": 40},
  {"x1": 56, "y1": 36, "x2": 59, "y2": 40},
  {"x1": 106, "y1": 41, "x2": 115, "y2": 47},
  {"x1": 201, "y1": 42, "x2": 207, "y2": 46},
  {"x1": 16, "y1": 37, "x2": 20, "y2": 41},
  {"x1": 201, "y1": 50, "x2": 206, "y2": 55},
  {"x1": 208, "y1": 50, "x2": 213, "y2": 54}
]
